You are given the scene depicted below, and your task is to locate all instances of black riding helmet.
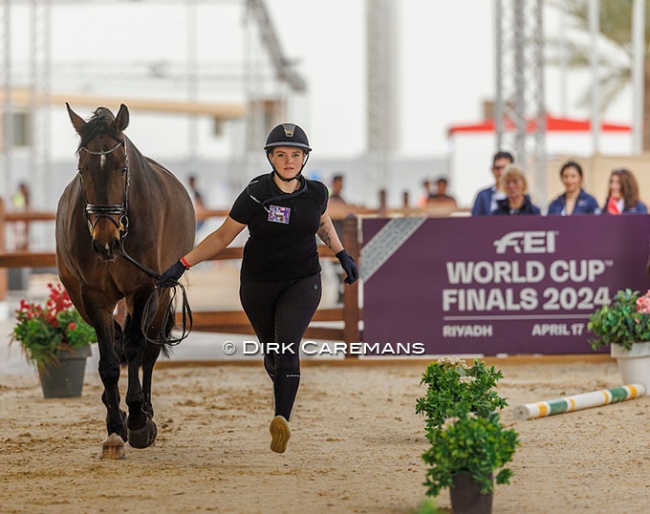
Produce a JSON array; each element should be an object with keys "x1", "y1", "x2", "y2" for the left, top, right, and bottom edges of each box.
[
  {"x1": 265, "y1": 123, "x2": 311, "y2": 182},
  {"x1": 264, "y1": 123, "x2": 312, "y2": 153}
]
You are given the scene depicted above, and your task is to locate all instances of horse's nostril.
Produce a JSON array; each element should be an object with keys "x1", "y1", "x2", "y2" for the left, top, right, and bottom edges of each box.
[{"x1": 93, "y1": 238, "x2": 117, "y2": 261}]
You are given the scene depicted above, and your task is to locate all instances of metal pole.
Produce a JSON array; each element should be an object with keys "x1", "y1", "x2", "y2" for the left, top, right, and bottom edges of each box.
[
  {"x1": 535, "y1": 0, "x2": 547, "y2": 205},
  {"x1": 186, "y1": 0, "x2": 198, "y2": 174},
  {"x1": 495, "y1": 0, "x2": 504, "y2": 149},
  {"x1": 513, "y1": 0, "x2": 525, "y2": 165},
  {"x1": 2, "y1": 0, "x2": 12, "y2": 203},
  {"x1": 632, "y1": 0, "x2": 645, "y2": 154},
  {"x1": 559, "y1": 1, "x2": 568, "y2": 116},
  {"x1": 589, "y1": 0, "x2": 600, "y2": 153}
]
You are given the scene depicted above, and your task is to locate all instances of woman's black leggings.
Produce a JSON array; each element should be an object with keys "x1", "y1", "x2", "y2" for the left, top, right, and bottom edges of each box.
[{"x1": 240, "y1": 273, "x2": 322, "y2": 420}]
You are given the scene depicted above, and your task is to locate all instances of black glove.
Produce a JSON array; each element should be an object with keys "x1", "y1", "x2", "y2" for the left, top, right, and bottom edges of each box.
[
  {"x1": 157, "y1": 260, "x2": 189, "y2": 288},
  {"x1": 336, "y1": 249, "x2": 359, "y2": 285}
]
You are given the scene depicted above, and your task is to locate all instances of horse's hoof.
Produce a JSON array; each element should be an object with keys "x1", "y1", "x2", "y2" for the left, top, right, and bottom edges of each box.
[
  {"x1": 101, "y1": 433, "x2": 126, "y2": 460},
  {"x1": 128, "y1": 420, "x2": 157, "y2": 449}
]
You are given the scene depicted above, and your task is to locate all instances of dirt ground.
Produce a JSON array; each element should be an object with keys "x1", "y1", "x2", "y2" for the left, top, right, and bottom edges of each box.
[{"x1": 1, "y1": 356, "x2": 649, "y2": 514}]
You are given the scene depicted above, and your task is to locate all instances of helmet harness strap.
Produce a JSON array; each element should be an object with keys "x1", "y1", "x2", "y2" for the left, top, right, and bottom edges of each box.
[{"x1": 268, "y1": 152, "x2": 310, "y2": 182}]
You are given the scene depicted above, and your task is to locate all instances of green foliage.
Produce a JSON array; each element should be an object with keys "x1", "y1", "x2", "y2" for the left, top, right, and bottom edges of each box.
[
  {"x1": 421, "y1": 410, "x2": 519, "y2": 497},
  {"x1": 588, "y1": 289, "x2": 650, "y2": 351},
  {"x1": 545, "y1": 1, "x2": 642, "y2": 118},
  {"x1": 412, "y1": 498, "x2": 442, "y2": 514},
  {"x1": 11, "y1": 283, "x2": 96, "y2": 371},
  {"x1": 415, "y1": 357, "x2": 508, "y2": 430},
  {"x1": 415, "y1": 357, "x2": 519, "y2": 499}
]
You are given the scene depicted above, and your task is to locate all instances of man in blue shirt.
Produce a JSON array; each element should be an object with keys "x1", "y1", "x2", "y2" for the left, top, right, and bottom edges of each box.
[{"x1": 471, "y1": 151, "x2": 514, "y2": 216}]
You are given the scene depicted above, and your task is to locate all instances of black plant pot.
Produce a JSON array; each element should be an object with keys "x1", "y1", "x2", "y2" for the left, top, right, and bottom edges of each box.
[
  {"x1": 38, "y1": 346, "x2": 91, "y2": 398},
  {"x1": 449, "y1": 471, "x2": 493, "y2": 514}
]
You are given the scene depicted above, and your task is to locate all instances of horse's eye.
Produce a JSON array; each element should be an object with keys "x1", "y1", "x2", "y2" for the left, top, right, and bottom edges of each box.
[{"x1": 121, "y1": 166, "x2": 128, "y2": 175}]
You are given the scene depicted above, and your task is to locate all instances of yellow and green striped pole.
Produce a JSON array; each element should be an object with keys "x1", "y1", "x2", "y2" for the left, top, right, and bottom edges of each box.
[{"x1": 513, "y1": 384, "x2": 646, "y2": 420}]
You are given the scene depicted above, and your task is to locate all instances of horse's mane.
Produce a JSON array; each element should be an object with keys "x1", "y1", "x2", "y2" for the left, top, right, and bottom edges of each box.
[{"x1": 77, "y1": 107, "x2": 122, "y2": 152}]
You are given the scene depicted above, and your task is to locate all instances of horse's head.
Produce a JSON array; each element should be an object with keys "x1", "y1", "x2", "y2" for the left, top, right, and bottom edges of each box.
[{"x1": 67, "y1": 103, "x2": 131, "y2": 261}]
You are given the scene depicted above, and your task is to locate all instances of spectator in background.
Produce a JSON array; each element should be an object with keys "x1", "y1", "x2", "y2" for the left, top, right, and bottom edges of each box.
[
  {"x1": 428, "y1": 177, "x2": 457, "y2": 209},
  {"x1": 602, "y1": 168, "x2": 648, "y2": 214},
  {"x1": 11, "y1": 182, "x2": 31, "y2": 250},
  {"x1": 188, "y1": 174, "x2": 207, "y2": 230},
  {"x1": 329, "y1": 174, "x2": 346, "y2": 205},
  {"x1": 471, "y1": 150, "x2": 514, "y2": 215},
  {"x1": 418, "y1": 179, "x2": 434, "y2": 207},
  {"x1": 547, "y1": 161, "x2": 600, "y2": 215},
  {"x1": 491, "y1": 165, "x2": 541, "y2": 216}
]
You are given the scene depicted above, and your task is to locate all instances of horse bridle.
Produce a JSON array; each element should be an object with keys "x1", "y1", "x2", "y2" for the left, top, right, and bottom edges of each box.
[
  {"x1": 76, "y1": 137, "x2": 161, "y2": 280},
  {"x1": 78, "y1": 139, "x2": 130, "y2": 239},
  {"x1": 76, "y1": 136, "x2": 193, "y2": 346}
]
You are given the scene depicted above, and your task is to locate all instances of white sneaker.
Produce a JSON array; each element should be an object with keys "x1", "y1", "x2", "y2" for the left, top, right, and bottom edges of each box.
[{"x1": 269, "y1": 415, "x2": 291, "y2": 453}]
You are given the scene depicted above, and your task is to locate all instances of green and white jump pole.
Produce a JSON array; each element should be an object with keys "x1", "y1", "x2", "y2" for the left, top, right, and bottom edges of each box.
[{"x1": 513, "y1": 384, "x2": 646, "y2": 420}]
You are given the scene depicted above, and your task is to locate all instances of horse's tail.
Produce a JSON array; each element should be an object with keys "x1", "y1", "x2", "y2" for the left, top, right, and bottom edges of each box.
[{"x1": 159, "y1": 304, "x2": 175, "y2": 358}]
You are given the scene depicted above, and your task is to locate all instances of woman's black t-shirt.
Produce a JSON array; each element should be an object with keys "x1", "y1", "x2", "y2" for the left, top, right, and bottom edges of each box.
[{"x1": 229, "y1": 173, "x2": 329, "y2": 282}]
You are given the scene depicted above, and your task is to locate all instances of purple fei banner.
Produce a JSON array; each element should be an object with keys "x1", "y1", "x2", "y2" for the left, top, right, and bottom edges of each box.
[{"x1": 362, "y1": 215, "x2": 650, "y2": 355}]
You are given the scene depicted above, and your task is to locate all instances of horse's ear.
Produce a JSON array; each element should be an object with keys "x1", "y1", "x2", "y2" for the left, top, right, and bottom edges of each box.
[
  {"x1": 66, "y1": 102, "x2": 86, "y2": 134},
  {"x1": 115, "y1": 104, "x2": 129, "y2": 132}
]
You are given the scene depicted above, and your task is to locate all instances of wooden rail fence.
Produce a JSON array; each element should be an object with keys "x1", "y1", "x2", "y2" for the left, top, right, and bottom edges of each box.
[{"x1": 0, "y1": 200, "x2": 362, "y2": 349}]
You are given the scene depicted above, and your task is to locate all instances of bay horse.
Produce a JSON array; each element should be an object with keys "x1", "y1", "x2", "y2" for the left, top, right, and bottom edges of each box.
[{"x1": 56, "y1": 104, "x2": 195, "y2": 459}]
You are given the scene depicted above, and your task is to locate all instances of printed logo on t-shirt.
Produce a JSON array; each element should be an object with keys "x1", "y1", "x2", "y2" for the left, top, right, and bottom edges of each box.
[{"x1": 268, "y1": 205, "x2": 291, "y2": 224}]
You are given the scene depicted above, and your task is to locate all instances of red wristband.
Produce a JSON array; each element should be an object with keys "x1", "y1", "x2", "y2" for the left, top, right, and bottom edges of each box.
[{"x1": 180, "y1": 256, "x2": 191, "y2": 269}]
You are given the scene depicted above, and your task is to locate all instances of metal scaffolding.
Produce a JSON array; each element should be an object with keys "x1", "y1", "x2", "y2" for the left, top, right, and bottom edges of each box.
[
  {"x1": 1, "y1": 0, "x2": 11, "y2": 201},
  {"x1": 0, "y1": 0, "x2": 305, "y2": 203},
  {"x1": 30, "y1": 0, "x2": 52, "y2": 207},
  {"x1": 495, "y1": 0, "x2": 547, "y2": 203},
  {"x1": 366, "y1": 0, "x2": 397, "y2": 198}
]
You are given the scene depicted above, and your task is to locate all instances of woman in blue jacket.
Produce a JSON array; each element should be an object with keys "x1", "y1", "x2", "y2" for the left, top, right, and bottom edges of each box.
[
  {"x1": 491, "y1": 165, "x2": 541, "y2": 215},
  {"x1": 547, "y1": 161, "x2": 600, "y2": 215},
  {"x1": 602, "y1": 168, "x2": 648, "y2": 214}
]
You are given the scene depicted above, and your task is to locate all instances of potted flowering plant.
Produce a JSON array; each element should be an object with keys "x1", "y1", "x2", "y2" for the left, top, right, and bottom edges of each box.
[
  {"x1": 588, "y1": 289, "x2": 650, "y2": 351},
  {"x1": 588, "y1": 288, "x2": 650, "y2": 389},
  {"x1": 416, "y1": 358, "x2": 518, "y2": 514},
  {"x1": 11, "y1": 283, "x2": 97, "y2": 397}
]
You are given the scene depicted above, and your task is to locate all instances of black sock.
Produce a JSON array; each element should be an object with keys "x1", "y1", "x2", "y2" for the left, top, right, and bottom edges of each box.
[{"x1": 274, "y1": 368, "x2": 300, "y2": 420}]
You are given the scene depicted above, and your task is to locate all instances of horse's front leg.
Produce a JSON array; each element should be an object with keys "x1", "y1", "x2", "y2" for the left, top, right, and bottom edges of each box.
[
  {"x1": 82, "y1": 292, "x2": 125, "y2": 459},
  {"x1": 123, "y1": 290, "x2": 159, "y2": 449}
]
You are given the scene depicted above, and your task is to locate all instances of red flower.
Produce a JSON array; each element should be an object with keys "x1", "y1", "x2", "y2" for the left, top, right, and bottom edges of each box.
[{"x1": 68, "y1": 322, "x2": 76, "y2": 331}]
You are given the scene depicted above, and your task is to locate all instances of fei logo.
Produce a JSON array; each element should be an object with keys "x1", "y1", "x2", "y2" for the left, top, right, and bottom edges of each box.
[{"x1": 493, "y1": 230, "x2": 558, "y2": 254}]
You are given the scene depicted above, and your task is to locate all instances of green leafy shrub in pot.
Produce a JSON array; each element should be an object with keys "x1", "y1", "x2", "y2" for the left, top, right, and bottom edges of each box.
[
  {"x1": 588, "y1": 289, "x2": 650, "y2": 351},
  {"x1": 421, "y1": 408, "x2": 519, "y2": 496},
  {"x1": 415, "y1": 357, "x2": 508, "y2": 430},
  {"x1": 416, "y1": 357, "x2": 519, "y2": 499}
]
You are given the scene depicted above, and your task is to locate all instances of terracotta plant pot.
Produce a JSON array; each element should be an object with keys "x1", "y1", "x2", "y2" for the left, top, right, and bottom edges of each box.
[{"x1": 449, "y1": 471, "x2": 493, "y2": 514}]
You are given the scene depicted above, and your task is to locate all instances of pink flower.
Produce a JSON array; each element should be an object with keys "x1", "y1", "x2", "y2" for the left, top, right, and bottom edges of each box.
[
  {"x1": 68, "y1": 322, "x2": 76, "y2": 331},
  {"x1": 637, "y1": 294, "x2": 650, "y2": 314}
]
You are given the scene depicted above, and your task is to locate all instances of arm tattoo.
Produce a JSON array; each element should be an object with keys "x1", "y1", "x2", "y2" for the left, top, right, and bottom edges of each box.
[{"x1": 318, "y1": 220, "x2": 333, "y2": 248}]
